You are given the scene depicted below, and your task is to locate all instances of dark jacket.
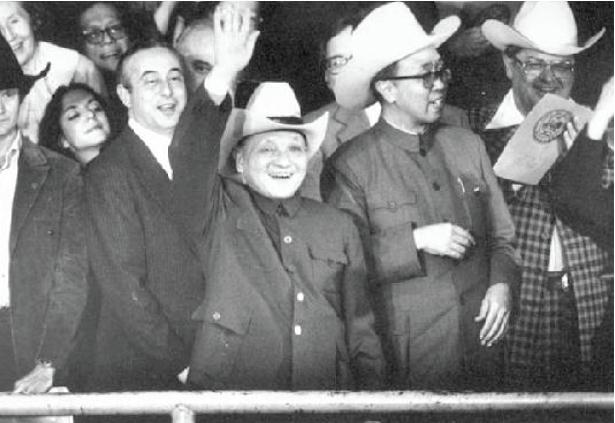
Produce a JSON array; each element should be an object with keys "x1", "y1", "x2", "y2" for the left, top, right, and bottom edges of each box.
[
  {"x1": 10, "y1": 139, "x2": 87, "y2": 381},
  {"x1": 322, "y1": 120, "x2": 520, "y2": 389},
  {"x1": 169, "y1": 89, "x2": 384, "y2": 390},
  {"x1": 85, "y1": 125, "x2": 206, "y2": 391}
]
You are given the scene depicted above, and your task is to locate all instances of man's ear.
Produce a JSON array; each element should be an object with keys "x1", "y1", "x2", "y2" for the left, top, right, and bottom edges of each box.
[
  {"x1": 502, "y1": 54, "x2": 514, "y2": 81},
  {"x1": 375, "y1": 80, "x2": 396, "y2": 104},
  {"x1": 116, "y1": 84, "x2": 132, "y2": 109}
]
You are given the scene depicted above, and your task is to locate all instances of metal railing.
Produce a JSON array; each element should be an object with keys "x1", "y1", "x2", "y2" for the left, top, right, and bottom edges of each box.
[{"x1": 0, "y1": 391, "x2": 612, "y2": 422}]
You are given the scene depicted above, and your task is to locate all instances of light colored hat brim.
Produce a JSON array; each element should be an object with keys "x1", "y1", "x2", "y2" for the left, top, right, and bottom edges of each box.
[
  {"x1": 482, "y1": 19, "x2": 605, "y2": 56},
  {"x1": 334, "y1": 15, "x2": 460, "y2": 111},
  {"x1": 219, "y1": 109, "x2": 329, "y2": 176}
]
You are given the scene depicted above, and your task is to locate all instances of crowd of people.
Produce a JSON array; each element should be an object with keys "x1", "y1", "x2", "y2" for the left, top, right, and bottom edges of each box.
[{"x1": 0, "y1": 0, "x2": 612, "y2": 414}]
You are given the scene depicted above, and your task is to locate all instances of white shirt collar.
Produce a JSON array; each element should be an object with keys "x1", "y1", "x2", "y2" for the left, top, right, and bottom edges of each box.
[
  {"x1": 364, "y1": 102, "x2": 382, "y2": 127},
  {"x1": 0, "y1": 131, "x2": 22, "y2": 171},
  {"x1": 485, "y1": 89, "x2": 526, "y2": 129},
  {"x1": 128, "y1": 118, "x2": 174, "y2": 179}
]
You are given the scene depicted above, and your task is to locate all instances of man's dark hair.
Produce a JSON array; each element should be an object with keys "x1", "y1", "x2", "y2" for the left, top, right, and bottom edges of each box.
[
  {"x1": 116, "y1": 40, "x2": 181, "y2": 90},
  {"x1": 370, "y1": 61, "x2": 398, "y2": 103}
]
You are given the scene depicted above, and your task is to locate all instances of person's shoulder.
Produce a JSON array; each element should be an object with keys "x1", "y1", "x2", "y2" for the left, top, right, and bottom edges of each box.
[
  {"x1": 21, "y1": 138, "x2": 79, "y2": 175},
  {"x1": 328, "y1": 123, "x2": 380, "y2": 165},
  {"x1": 85, "y1": 130, "x2": 130, "y2": 178}
]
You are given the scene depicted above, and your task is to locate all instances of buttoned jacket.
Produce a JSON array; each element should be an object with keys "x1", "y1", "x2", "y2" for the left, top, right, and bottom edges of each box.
[
  {"x1": 10, "y1": 139, "x2": 87, "y2": 380},
  {"x1": 322, "y1": 119, "x2": 519, "y2": 388}
]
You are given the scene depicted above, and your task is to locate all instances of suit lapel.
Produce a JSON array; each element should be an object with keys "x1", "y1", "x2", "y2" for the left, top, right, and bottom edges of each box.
[
  {"x1": 124, "y1": 128, "x2": 174, "y2": 215},
  {"x1": 10, "y1": 140, "x2": 49, "y2": 254}
]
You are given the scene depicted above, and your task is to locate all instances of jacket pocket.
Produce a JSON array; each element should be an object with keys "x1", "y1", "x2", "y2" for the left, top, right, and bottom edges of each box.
[
  {"x1": 308, "y1": 246, "x2": 348, "y2": 296},
  {"x1": 458, "y1": 174, "x2": 489, "y2": 237},
  {"x1": 189, "y1": 302, "x2": 252, "y2": 384},
  {"x1": 367, "y1": 191, "x2": 420, "y2": 234}
]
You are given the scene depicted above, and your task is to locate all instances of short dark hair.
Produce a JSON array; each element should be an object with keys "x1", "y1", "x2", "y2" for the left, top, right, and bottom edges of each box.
[
  {"x1": 318, "y1": 5, "x2": 378, "y2": 63},
  {"x1": 370, "y1": 61, "x2": 398, "y2": 103},
  {"x1": 116, "y1": 40, "x2": 180, "y2": 90},
  {"x1": 504, "y1": 45, "x2": 522, "y2": 58},
  {"x1": 39, "y1": 83, "x2": 112, "y2": 160}
]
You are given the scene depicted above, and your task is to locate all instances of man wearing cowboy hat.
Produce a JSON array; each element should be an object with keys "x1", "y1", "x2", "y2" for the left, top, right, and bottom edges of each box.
[
  {"x1": 468, "y1": 1, "x2": 612, "y2": 390},
  {"x1": 321, "y1": 2, "x2": 519, "y2": 390},
  {"x1": 0, "y1": 32, "x2": 87, "y2": 393},
  {"x1": 173, "y1": 80, "x2": 384, "y2": 390}
]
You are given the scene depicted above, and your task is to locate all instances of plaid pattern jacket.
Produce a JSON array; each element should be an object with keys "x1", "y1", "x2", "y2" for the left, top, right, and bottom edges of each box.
[{"x1": 468, "y1": 104, "x2": 612, "y2": 374}]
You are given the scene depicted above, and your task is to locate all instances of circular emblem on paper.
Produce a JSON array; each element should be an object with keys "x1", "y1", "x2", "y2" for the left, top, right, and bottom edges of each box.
[{"x1": 533, "y1": 109, "x2": 573, "y2": 144}]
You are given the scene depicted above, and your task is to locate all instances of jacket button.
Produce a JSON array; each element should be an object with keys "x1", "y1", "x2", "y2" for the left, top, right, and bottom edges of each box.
[
  {"x1": 283, "y1": 235, "x2": 292, "y2": 244},
  {"x1": 294, "y1": 325, "x2": 302, "y2": 335},
  {"x1": 541, "y1": 231, "x2": 551, "y2": 241},
  {"x1": 286, "y1": 265, "x2": 295, "y2": 273},
  {"x1": 432, "y1": 182, "x2": 440, "y2": 191},
  {"x1": 47, "y1": 230, "x2": 54, "y2": 236},
  {"x1": 419, "y1": 148, "x2": 427, "y2": 157},
  {"x1": 212, "y1": 312, "x2": 221, "y2": 321},
  {"x1": 296, "y1": 292, "x2": 304, "y2": 302},
  {"x1": 387, "y1": 201, "x2": 397, "y2": 210}
]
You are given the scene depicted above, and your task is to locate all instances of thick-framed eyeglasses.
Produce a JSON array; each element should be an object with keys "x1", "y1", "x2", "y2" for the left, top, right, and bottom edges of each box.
[
  {"x1": 323, "y1": 54, "x2": 353, "y2": 74},
  {"x1": 82, "y1": 24, "x2": 127, "y2": 45},
  {"x1": 378, "y1": 67, "x2": 452, "y2": 90},
  {"x1": 512, "y1": 56, "x2": 575, "y2": 79}
]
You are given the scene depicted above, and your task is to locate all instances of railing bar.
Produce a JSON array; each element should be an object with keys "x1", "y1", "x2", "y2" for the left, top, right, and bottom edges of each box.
[{"x1": 0, "y1": 391, "x2": 611, "y2": 416}]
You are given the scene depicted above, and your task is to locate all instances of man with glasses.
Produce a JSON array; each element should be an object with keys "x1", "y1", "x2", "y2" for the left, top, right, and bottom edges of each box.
[
  {"x1": 321, "y1": 2, "x2": 519, "y2": 390},
  {"x1": 302, "y1": 5, "x2": 469, "y2": 201},
  {"x1": 469, "y1": 1, "x2": 611, "y2": 391}
]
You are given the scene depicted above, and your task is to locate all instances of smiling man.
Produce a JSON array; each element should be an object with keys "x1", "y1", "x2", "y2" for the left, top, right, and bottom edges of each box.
[
  {"x1": 468, "y1": 1, "x2": 611, "y2": 391},
  {"x1": 84, "y1": 40, "x2": 200, "y2": 395},
  {"x1": 321, "y1": 2, "x2": 520, "y2": 390}
]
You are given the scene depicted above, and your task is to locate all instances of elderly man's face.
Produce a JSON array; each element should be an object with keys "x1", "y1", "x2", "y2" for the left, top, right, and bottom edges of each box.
[
  {"x1": 175, "y1": 24, "x2": 215, "y2": 93},
  {"x1": 378, "y1": 47, "x2": 448, "y2": 129},
  {"x1": 324, "y1": 26, "x2": 353, "y2": 92},
  {"x1": 504, "y1": 48, "x2": 575, "y2": 115},
  {"x1": 118, "y1": 47, "x2": 187, "y2": 136},
  {"x1": 235, "y1": 130, "x2": 308, "y2": 199}
]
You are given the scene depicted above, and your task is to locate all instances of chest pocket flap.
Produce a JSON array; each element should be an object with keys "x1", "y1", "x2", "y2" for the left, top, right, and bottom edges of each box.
[
  {"x1": 191, "y1": 301, "x2": 252, "y2": 335},
  {"x1": 368, "y1": 191, "x2": 420, "y2": 233}
]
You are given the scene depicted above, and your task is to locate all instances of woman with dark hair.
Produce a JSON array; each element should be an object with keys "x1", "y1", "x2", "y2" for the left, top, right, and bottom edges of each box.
[
  {"x1": 39, "y1": 83, "x2": 112, "y2": 166},
  {"x1": 0, "y1": 1, "x2": 106, "y2": 143}
]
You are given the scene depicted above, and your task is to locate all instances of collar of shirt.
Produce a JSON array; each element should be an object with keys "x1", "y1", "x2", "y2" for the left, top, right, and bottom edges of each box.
[
  {"x1": 485, "y1": 89, "x2": 525, "y2": 130},
  {"x1": 364, "y1": 102, "x2": 382, "y2": 127},
  {"x1": 250, "y1": 189, "x2": 302, "y2": 218},
  {"x1": 380, "y1": 118, "x2": 436, "y2": 154},
  {"x1": 0, "y1": 131, "x2": 22, "y2": 171},
  {"x1": 128, "y1": 118, "x2": 174, "y2": 179}
]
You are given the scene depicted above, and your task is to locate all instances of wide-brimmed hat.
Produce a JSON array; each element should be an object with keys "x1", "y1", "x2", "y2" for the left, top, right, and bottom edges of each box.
[
  {"x1": 332, "y1": 2, "x2": 460, "y2": 110},
  {"x1": 0, "y1": 34, "x2": 48, "y2": 95},
  {"x1": 219, "y1": 82, "x2": 328, "y2": 176},
  {"x1": 482, "y1": 1, "x2": 605, "y2": 56}
]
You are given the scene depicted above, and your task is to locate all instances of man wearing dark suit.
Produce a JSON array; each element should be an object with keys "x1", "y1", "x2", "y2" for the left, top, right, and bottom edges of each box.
[
  {"x1": 85, "y1": 5, "x2": 259, "y2": 392},
  {"x1": 85, "y1": 40, "x2": 206, "y2": 392},
  {"x1": 0, "y1": 34, "x2": 87, "y2": 393}
]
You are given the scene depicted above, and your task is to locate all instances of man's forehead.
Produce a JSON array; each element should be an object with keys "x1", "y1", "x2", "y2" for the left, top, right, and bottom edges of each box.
[
  {"x1": 326, "y1": 26, "x2": 353, "y2": 55},
  {"x1": 177, "y1": 25, "x2": 214, "y2": 55},
  {"x1": 127, "y1": 47, "x2": 181, "y2": 76}
]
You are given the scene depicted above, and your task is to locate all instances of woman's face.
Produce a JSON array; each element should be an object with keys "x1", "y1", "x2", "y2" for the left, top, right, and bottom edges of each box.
[
  {"x1": 235, "y1": 130, "x2": 308, "y2": 199},
  {"x1": 60, "y1": 88, "x2": 110, "y2": 158},
  {"x1": 80, "y1": 3, "x2": 129, "y2": 73},
  {"x1": 0, "y1": 2, "x2": 36, "y2": 67}
]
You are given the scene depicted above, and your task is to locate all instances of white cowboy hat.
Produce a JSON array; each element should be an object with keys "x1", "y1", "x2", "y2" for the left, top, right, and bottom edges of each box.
[
  {"x1": 482, "y1": 1, "x2": 605, "y2": 56},
  {"x1": 332, "y1": 2, "x2": 460, "y2": 110},
  {"x1": 219, "y1": 82, "x2": 328, "y2": 176}
]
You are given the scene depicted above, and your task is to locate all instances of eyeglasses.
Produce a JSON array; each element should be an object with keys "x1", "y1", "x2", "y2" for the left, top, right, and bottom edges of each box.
[
  {"x1": 82, "y1": 24, "x2": 127, "y2": 45},
  {"x1": 378, "y1": 67, "x2": 452, "y2": 90},
  {"x1": 323, "y1": 54, "x2": 353, "y2": 74},
  {"x1": 512, "y1": 56, "x2": 575, "y2": 79}
]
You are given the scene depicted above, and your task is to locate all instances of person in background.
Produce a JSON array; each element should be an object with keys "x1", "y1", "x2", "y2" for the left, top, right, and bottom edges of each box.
[
  {"x1": 0, "y1": 1, "x2": 105, "y2": 144},
  {"x1": 303, "y1": 4, "x2": 471, "y2": 201},
  {"x1": 173, "y1": 17, "x2": 215, "y2": 94},
  {"x1": 322, "y1": 2, "x2": 519, "y2": 390},
  {"x1": 468, "y1": 1, "x2": 611, "y2": 391},
  {"x1": 0, "y1": 32, "x2": 87, "y2": 394},
  {"x1": 39, "y1": 83, "x2": 113, "y2": 166}
]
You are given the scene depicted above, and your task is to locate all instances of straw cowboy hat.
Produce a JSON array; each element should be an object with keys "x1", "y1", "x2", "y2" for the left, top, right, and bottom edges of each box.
[
  {"x1": 333, "y1": 2, "x2": 460, "y2": 110},
  {"x1": 482, "y1": 1, "x2": 605, "y2": 56},
  {"x1": 219, "y1": 82, "x2": 328, "y2": 176},
  {"x1": 0, "y1": 33, "x2": 48, "y2": 95}
]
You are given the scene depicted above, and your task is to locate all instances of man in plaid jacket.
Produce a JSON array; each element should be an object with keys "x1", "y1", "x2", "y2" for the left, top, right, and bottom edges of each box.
[{"x1": 468, "y1": 2, "x2": 612, "y2": 391}]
